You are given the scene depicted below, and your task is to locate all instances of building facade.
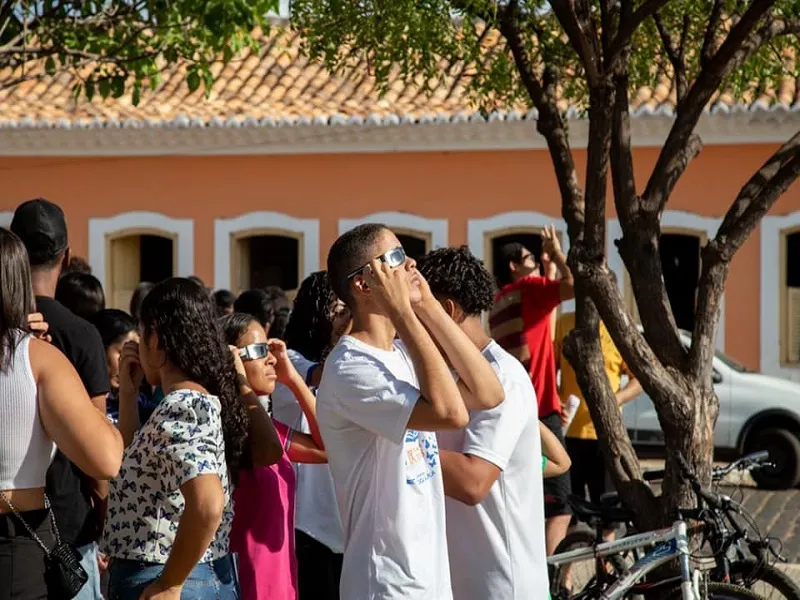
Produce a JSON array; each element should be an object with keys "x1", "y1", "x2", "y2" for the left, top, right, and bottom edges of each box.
[{"x1": 1, "y1": 25, "x2": 799, "y2": 379}]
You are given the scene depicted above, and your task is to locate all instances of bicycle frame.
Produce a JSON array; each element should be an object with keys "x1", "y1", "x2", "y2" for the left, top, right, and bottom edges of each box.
[{"x1": 548, "y1": 520, "x2": 699, "y2": 600}]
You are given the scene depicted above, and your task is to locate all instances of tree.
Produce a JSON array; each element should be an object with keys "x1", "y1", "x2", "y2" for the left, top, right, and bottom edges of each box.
[
  {"x1": 0, "y1": 0, "x2": 278, "y2": 103},
  {"x1": 292, "y1": 0, "x2": 800, "y2": 525}
]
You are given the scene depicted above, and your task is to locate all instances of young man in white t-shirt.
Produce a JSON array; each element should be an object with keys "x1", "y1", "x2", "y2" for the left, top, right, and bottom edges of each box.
[
  {"x1": 417, "y1": 246, "x2": 549, "y2": 600},
  {"x1": 318, "y1": 224, "x2": 506, "y2": 600}
]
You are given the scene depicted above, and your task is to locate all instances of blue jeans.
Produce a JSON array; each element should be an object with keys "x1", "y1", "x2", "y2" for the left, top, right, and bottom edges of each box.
[
  {"x1": 107, "y1": 555, "x2": 239, "y2": 600},
  {"x1": 74, "y1": 542, "x2": 103, "y2": 600}
]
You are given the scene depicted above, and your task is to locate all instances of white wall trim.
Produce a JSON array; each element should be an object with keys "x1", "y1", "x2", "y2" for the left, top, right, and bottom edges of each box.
[
  {"x1": 760, "y1": 211, "x2": 800, "y2": 381},
  {"x1": 214, "y1": 211, "x2": 319, "y2": 291},
  {"x1": 0, "y1": 211, "x2": 11, "y2": 228},
  {"x1": 88, "y1": 212, "x2": 194, "y2": 291},
  {"x1": 607, "y1": 211, "x2": 725, "y2": 351},
  {"x1": 338, "y1": 212, "x2": 449, "y2": 250},
  {"x1": 467, "y1": 211, "x2": 573, "y2": 312}
]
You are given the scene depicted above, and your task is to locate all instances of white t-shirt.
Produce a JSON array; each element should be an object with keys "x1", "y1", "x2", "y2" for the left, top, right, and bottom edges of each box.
[
  {"x1": 271, "y1": 349, "x2": 344, "y2": 554},
  {"x1": 317, "y1": 335, "x2": 452, "y2": 600},
  {"x1": 438, "y1": 340, "x2": 549, "y2": 600}
]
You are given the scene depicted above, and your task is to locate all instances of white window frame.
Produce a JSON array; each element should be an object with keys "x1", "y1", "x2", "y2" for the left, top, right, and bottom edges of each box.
[
  {"x1": 88, "y1": 212, "x2": 194, "y2": 291},
  {"x1": 606, "y1": 211, "x2": 725, "y2": 351},
  {"x1": 467, "y1": 211, "x2": 573, "y2": 312},
  {"x1": 214, "y1": 211, "x2": 319, "y2": 291},
  {"x1": 338, "y1": 212, "x2": 449, "y2": 251},
  {"x1": 761, "y1": 211, "x2": 800, "y2": 380}
]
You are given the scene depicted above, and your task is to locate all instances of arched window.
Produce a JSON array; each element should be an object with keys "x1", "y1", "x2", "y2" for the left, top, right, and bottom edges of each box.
[
  {"x1": 214, "y1": 212, "x2": 319, "y2": 297},
  {"x1": 89, "y1": 212, "x2": 194, "y2": 310}
]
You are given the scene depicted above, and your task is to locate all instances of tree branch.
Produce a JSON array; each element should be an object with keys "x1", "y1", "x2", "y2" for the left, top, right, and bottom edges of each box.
[
  {"x1": 701, "y1": 0, "x2": 724, "y2": 68},
  {"x1": 583, "y1": 82, "x2": 614, "y2": 254},
  {"x1": 652, "y1": 11, "x2": 689, "y2": 104},
  {"x1": 563, "y1": 290, "x2": 660, "y2": 531},
  {"x1": 688, "y1": 131, "x2": 800, "y2": 381},
  {"x1": 642, "y1": 0, "x2": 777, "y2": 213},
  {"x1": 606, "y1": 0, "x2": 671, "y2": 69},
  {"x1": 497, "y1": 3, "x2": 585, "y2": 241},
  {"x1": 548, "y1": 0, "x2": 601, "y2": 87}
]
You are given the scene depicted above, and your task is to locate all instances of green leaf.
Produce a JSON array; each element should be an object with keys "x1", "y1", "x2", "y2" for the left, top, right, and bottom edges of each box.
[
  {"x1": 45, "y1": 57, "x2": 56, "y2": 76},
  {"x1": 187, "y1": 70, "x2": 201, "y2": 93},
  {"x1": 99, "y1": 78, "x2": 111, "y2": 98},
  {"x1": 132, "y1": 82, "x2": 142, "y2": 106},
  {"x1": 85, "y1": 78, "x2": 95, "y2": 101}
]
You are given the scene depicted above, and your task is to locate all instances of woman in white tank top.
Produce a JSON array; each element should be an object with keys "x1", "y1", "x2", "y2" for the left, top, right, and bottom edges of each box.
[{"x1": 0, "y1": 227, "x2": 124, "y2": 600}]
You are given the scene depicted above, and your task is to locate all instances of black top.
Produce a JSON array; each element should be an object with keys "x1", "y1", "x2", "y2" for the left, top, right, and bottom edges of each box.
[{"x1": 38, "y1": 296, "x2": 110, "y2": 547}]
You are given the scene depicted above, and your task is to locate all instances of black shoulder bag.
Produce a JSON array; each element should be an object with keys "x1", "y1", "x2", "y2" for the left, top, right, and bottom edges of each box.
[{"x1": 0, "y1": 491, "x2": 88, "y2": 598}]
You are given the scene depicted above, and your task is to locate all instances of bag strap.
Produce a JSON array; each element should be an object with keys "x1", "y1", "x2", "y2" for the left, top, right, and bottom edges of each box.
[{"x1": 0, "y1": 491, "x2": 62, "y2": 555}]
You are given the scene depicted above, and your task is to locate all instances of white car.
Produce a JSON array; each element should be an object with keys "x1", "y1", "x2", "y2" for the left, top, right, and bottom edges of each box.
[{"x1": 622, "y1": 331, "x2": 800, "y2": 490}]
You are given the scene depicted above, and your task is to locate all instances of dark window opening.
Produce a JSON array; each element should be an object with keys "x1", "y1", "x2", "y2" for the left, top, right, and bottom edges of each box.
[
  {"x1": 786, "y1": 231, "x2": 800, "y2": 287},
  {"x1": 248, "y1": 235, "x2": 299, "y2": 291},
  {"x1": 140, "y1": 235, "x2": 174, "y2": 284},
  {"x1": 396, "y1": 234, "x2": 428, "y2": 262},
  {"x1": 660, "y1": 233, "x2": 700, "y2": 332},
  {"x1": 490, "y1": 232, "x2": 543, "y2": 279}
]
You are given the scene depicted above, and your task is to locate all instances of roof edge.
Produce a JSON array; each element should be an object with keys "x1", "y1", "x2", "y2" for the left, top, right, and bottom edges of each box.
[{"x1": 0, "y1": 110, "x2": 797, "y2": 156}]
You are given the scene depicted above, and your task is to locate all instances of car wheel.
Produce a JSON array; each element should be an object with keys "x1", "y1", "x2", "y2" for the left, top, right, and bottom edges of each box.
[{"x1": 745, "y1": 428, "x2": 800, "y2": 490}]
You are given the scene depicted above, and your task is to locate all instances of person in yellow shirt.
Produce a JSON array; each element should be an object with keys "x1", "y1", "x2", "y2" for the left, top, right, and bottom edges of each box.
[{"x1": 553, "y1": 298, "x2": 642, "y2": 514}]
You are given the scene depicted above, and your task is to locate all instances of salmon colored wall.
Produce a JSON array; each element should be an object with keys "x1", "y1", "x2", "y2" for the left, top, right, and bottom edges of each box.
[{"x1": 1, "y1": 144, "x2": 798, "y2": 372}]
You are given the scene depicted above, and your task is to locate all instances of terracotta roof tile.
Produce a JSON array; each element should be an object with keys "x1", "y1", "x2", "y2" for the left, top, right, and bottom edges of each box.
[{"x1": 1, "y1": 23, "x2": 799, "y2": 130}]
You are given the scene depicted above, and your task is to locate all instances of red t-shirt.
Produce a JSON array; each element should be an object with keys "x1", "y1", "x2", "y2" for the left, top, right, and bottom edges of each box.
[{"x1": 490, "y1": 275, "x2": 562, "y2": 418}]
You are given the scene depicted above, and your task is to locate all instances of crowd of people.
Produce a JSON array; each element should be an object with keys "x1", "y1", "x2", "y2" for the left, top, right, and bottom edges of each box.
[{"x1": 0, "y1": 196, "x2": 639, "y2": 600}]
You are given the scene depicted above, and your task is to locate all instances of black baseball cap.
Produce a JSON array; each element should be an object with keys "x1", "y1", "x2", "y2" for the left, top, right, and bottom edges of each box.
[{"x1": 10, "y1": 198, "x2": 69, "y2": 266}]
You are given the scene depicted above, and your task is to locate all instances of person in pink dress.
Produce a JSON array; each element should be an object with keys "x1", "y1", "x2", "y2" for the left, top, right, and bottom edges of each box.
[{"x1": 221, "y1": 312, "x2": 327, "y2": 600}]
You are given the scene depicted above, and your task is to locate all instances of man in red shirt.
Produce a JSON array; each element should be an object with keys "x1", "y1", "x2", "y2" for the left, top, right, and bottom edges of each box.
[{"x1": 490, "y1": 225, "x2": 575, "y2": 554}]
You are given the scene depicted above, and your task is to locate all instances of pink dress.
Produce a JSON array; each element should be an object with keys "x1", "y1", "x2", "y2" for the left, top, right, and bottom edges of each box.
[{"x1": 230, "y1": 419, "x2": 298, "y2": 600}]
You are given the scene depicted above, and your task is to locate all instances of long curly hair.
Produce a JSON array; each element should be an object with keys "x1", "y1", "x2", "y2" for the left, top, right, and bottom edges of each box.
[
  {"x1": 283, "y1": 271, "x2": 337, "y2": 362},
  {"x1": 139, "y1": 278, "x2": 249, "y2": 483}
]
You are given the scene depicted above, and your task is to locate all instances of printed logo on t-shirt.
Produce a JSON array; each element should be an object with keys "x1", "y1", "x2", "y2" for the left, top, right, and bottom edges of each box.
[{"x1": 404, "y1": 430, "x2": 439, "y2": 485}]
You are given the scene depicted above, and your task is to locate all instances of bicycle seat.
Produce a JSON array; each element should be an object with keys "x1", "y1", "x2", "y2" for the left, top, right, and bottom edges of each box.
[{"x1": 567, "y1": 494, "x2": 635, "y2": 526}]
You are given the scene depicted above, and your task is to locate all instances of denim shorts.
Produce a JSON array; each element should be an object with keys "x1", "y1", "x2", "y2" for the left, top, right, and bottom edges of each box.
[{"x1": 107, "y1": 554, "x2": 239, "y2": 600}]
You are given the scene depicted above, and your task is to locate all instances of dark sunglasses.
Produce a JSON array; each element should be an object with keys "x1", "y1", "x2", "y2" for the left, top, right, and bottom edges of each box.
[
  {"x1": 238, "y1": 342, "x2": 270, "y2": 361},
  {"x1": 346, "y1": 247, "x2": 407, "y2": 280}
]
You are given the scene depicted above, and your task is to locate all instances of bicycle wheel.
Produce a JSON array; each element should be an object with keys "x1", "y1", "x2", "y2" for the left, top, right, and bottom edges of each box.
[
  {"x1": 550, "y1": 528, "x2": 633, "y2": 599},
  {"x1": 665, "y1": 581, "x2": 766, "y2": 599},
  {"x1": 728, "y1": 559, "x2": 800, "y2": 600}
]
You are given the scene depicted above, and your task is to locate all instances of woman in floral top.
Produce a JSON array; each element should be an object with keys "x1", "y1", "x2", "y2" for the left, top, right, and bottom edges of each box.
[{"x1": 103, "y1": 278, "x2": 260, "y2": 600}]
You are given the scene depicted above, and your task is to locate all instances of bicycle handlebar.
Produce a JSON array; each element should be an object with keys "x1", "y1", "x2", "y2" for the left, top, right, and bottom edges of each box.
[{"x1": 642, "y1": 451, "x2": 771, "y2": 483}]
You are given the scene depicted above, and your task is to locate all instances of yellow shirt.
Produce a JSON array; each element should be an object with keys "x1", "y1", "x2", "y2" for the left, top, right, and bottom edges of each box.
[{"x1": 554, "y1": 312, "x2": 632, "y2": 440}]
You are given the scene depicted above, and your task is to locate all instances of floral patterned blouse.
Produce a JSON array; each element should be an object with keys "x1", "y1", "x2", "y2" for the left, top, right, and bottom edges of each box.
[{"x1": 102, "y1": 389, "x2": 233, "y2": 564}]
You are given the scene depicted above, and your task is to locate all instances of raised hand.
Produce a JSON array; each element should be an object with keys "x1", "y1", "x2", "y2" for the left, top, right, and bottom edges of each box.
[
  {"x1": 119, "y1": 340, "x2": 145, "y2": 394},
  {"x1": 269, "y1": 338, "x2": 298, "y2": 385},
  {"x1": 541, "y1": 224, "x2": 563, "y2": 259},
  {"x1": 229, "y1": 345, "x2": 248, "y2": 381},
  {"x1": 27, "y1": 312, "x2": 52, "y2": 343},
  {"x1": 362, "y1": 258, "x2": 413, "y2": 319}
]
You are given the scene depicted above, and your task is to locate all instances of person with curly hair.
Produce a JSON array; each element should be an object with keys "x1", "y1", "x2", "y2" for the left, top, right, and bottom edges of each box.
[
  {"x1": 102, "y1": 278, "x2": 282, "y2": 600},
  {"x1": 417, "y1": 246, "x2": 549, "y2": 600},
  {"x1": 274, "y1": 271, "x2": 351, "y2": 599},
  {"x1": 220, "y1": 313, "x2": 326, "y2": 600}
]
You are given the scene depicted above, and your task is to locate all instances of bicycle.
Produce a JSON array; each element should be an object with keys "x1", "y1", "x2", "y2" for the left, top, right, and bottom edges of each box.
[
  {"x1": 549, "y1": 451, "x2": 795, "y2": 599},
  {"x1": 548, "y1": 514, "x2": 760, "y2": 599},
  {"x1": 553, "y1": 452, "x2": 797, "y2": 600}
]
